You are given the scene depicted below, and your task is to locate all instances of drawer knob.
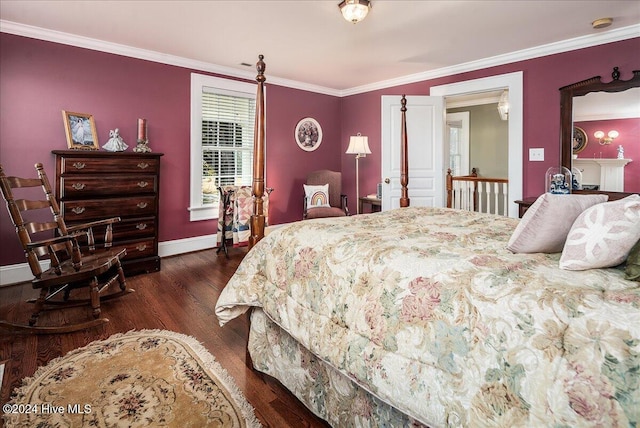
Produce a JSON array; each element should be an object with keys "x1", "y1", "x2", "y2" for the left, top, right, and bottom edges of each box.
[
  {"x1": 137, "y1": 181, "x2": 149, "y2": 188},
  {"x1": 71, "y1": 183, "x2": 86, "y2": 190},
  {"x1": 136, "y1": 244, "x2": 147, "y2": 252},
  {"x1": 137, "y1": 202, "x2": 148, "y2": 209},
  {"x1": 136, "y1": 223, "x2": 148, "y2": 230},
  {"x1": 71, "y1": 207, "x2": 86, "y2": 215},
  {"x1": 72, "y1": 162, "x2": 86, "y2": 170},
  {"x1": 137, "y1": 162, "x2": 150, "y2": 170}
]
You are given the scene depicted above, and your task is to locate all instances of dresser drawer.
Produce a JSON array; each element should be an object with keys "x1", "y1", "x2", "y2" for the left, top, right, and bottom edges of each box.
[
  {"x1": 119, "y1": 238, "x2": 157, "y2": 260},
  {"x1": 60, "y1": 175, "x2": 157, "y2": 198},
  {"x1": 61, "y1": 196, "x2": 157, "y2": 221},
  {"x1": 60, "y1": 157, "x2": 160, "y2": 175},
  {"x1": 114, "y1": 218, "x2": 156, "y2": 240},
  {"x1": 70, "y1": 217, "x2": 156, "y2": 245}
]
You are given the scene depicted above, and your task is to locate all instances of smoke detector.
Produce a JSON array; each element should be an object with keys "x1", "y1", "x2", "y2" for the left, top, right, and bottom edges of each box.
[{"x1": 592, "y1": 18, "x2": 613, "y2": 29}]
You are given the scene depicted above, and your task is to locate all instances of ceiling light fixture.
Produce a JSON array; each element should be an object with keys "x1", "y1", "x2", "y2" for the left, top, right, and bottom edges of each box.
[
  {"x1": 592, "y1": 17, "x2": 613, "y2": 30},
  {"x1": 339, "y1": 0, "x2": 371, "y2": 24},
  {"x1": 497, "y1": 90, "x2": 509, "y2": 121}
]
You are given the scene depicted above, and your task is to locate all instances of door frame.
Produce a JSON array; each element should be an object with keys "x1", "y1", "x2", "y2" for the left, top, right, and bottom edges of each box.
[{"x1": 431, "y1": 72, "x2": 523, "y2": 218}]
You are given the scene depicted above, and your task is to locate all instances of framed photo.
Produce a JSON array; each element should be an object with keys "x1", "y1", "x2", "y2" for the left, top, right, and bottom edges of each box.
[
  {"x1": 572, "y1": 126, "x2": 588, "y2": 154},
  {"x1": 295, "y1": 117, "x2": 322, "y2": 152},
  {"x1": 62, "y1": 110, "x2": 99, "y2": 150}
]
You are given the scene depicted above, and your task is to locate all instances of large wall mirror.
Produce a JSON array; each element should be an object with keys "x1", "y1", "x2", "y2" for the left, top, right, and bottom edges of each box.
[{"x1": 560, "y1": 67, "x2": 640, "y2": 198}]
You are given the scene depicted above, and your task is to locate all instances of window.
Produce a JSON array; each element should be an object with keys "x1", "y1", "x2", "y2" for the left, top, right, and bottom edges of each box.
[{"x1": 190, "y1": 74, "x2": 256, "y2": 221}]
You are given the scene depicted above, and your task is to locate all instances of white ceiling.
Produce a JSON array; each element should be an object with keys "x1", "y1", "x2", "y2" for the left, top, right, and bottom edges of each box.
[{"x1": 1, "y1": 1, "x2": 639, "y2": 94}]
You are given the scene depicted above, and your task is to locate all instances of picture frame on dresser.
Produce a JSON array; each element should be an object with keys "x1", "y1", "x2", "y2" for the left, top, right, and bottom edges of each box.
[
  {"x1": 52, "y1": 150, "x2": 163, "y2": 275},
  {"x1": 62, "y1": 110, "x2": 99, "y2": 150}
]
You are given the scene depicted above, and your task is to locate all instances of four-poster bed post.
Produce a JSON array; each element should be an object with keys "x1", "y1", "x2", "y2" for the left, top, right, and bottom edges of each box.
[
  {"x1": 248, "y1": 58, "x2": 410, "y2": 250},
  {"x1": 399, "y1": 95, "x2": 410, "y2": 208},
  {"x1": 249, "y1": 55, "x2": 266, "y2": 249}
]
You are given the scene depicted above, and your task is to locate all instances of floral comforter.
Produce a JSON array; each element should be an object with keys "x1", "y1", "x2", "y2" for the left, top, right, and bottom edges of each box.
[{"x1": 215, "y1": 207, "x2": 640, "y2": 427}]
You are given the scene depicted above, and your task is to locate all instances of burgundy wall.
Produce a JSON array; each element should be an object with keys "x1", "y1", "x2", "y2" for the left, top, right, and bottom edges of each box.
[
  {"x1": 340, "y1": 38, "x2": 640, "y2": 206},
  {"x1": 574, "y1": 118, "x2": 640, "y2": 191},
  {"x1": 1, "y1": 32, "x2": 638, "y2": 267},
  {"x1": 0, "y1": 34, "x2": 340, "y2": 265},
  {"x1": 264, "y1": 85, "x2": 342, "y2": 222}
]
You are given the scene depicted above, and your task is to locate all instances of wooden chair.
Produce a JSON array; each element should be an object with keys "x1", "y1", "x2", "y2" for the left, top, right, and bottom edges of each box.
[
  {"x1": 0, "y1": 163, "x2": 133, "y2": 334},
  {"x1": 303, "y1": 170, "x2": 349, "y2": 219}
]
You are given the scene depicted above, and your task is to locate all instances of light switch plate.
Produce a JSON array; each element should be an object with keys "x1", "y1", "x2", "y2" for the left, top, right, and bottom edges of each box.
[{"x1": 529, "y1": 148, "x2": 544, "y2": 161}]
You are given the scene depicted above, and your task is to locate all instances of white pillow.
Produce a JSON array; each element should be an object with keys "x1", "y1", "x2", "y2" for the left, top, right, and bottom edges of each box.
[
  {"x1": 304, "y1": 184, "x2": 330, "y2": 209},
  {"x1": 507, "y1": 193, "x2": 609, "y2": 253},
  {"x1": 560, "y1": 195, "x2": 640, "y2": 270}
]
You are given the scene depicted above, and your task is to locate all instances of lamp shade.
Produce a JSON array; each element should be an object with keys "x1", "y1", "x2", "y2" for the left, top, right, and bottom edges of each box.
[
  {"x1": 346, "y1": 133, "x2": 371, "y2": 155},
  {"x1": 339, "y1": 0, "x2": 371, "y2": 24}
]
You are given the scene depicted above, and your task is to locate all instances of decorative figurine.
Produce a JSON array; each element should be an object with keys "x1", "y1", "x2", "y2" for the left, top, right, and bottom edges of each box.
[
  {"x1": 618, "y1": 145, "x2": 624, "y2": 159},
  {"x1": 102, "y1": 128, "x2": 128, "y2": 152},
  {"x1": 133, "y1": 118, "x2": 152, "y2": 153},
  {"x1": 545, "y1": 166, "x2": 572, "y2": 194}
]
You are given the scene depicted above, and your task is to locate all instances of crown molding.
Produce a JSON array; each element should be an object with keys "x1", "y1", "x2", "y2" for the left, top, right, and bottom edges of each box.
[
  {"x1": 2, "y1": 20, "x2": 638, "y2": 98},
  {"x1": 339, "y1": 24, "x2": 640, "y2": 97},
  {"x1": 0, "y1": 20, "x2": 342, "y2": 97}
]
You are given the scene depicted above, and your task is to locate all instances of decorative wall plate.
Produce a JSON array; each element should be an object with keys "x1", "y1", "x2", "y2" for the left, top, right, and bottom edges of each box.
[
  {"x1": 295, "y1": 117, "x2": 322, "y2": 152},
  {"x1": 572, "y1": 126, "x2": 588, "y2": 154}
]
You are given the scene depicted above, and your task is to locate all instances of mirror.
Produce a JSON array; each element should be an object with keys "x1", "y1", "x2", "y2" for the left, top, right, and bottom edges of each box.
[{"x1": 560, "y1": 67, "x2": 640, "y2": 197}]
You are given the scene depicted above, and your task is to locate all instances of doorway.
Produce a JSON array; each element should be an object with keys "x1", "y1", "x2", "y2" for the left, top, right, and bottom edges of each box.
[
  {"x1": 431, "y1": 72, "x2": 523, "y2": 218},
  {"x1": 447, "y1": 95, "x2": 509, "y2": 178}
]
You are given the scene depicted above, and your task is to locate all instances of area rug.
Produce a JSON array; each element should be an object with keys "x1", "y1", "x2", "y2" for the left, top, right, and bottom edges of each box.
[{"x1": 3, "y1": 329, "x2": 261, "y2": 427}]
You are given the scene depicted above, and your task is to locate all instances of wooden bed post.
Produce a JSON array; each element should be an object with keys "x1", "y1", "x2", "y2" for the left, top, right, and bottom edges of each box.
[
  {"x1": 249, "y1": 55, "x2": 266, "y2": 250},
  {"x1": 400, "y1": 95, "x2": 410, "y2": 207}
]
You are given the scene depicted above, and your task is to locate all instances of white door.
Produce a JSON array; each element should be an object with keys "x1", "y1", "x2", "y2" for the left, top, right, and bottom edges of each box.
[{"x1": 381, "y1": 95, "x2": 445, "y2": 210}]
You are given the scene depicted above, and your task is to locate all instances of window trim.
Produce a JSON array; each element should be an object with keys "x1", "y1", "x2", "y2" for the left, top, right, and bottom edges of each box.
[{"x1": 189, "y1": 73, "x2": 257, "y2": 221}]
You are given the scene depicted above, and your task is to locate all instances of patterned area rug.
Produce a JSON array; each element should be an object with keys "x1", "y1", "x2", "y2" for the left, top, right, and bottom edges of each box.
[{"x1": 3, "y1": 329, "x2": 261, "y2": 427}]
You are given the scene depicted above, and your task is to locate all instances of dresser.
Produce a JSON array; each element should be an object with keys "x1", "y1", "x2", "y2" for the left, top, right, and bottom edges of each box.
[{"x1": 52, "y1": 150, "x2": 163, "y2": 275}]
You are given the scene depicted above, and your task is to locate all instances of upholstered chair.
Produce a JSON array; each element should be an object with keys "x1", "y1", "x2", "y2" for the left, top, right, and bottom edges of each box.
[{"x1": 303, "y1": 170, "x2": 349, "y2": 219}]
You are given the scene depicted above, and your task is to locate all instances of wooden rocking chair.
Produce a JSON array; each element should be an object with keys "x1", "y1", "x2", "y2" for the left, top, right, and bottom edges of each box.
[{"x1": 0, "y1": 163, "x2": 133, "y2": 334}]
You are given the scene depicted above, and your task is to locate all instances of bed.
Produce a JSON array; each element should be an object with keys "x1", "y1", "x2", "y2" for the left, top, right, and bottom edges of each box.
[{"x1": 215, "y1": 56, "x2": 640, "y2": 427}]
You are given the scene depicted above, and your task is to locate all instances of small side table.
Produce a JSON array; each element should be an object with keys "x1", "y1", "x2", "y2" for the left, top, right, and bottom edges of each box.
[
  {"x1": 515, "y1": 197, "x2": 537, "y2": 218},
  {"x1": 359, "y1": 196, "x2": 381, "y2": 214}
]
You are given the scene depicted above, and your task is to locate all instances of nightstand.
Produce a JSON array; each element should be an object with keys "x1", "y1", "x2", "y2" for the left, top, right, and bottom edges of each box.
[
  {"x1": 359, "y1": 196, "x2": 381, "y2": 214},
  {"x1": 515, "y1": 197, "x2": 537, "y2": 218}
]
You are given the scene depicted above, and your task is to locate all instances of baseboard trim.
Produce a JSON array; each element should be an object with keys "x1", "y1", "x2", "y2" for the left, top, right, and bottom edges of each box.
[
  {"x1": 158, "y1": 234, "x2": 217, "y2": 258},
  {"x1": 0, "y1": 234, "x2": 218, "y2": 287}
]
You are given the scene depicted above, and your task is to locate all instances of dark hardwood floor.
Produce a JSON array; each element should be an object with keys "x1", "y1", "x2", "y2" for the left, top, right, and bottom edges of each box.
[{"x1": 0, "y1": 248, "x2": 329, "y2": 427}]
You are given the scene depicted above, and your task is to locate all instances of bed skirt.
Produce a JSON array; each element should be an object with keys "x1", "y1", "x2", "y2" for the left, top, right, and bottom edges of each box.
[{"x1": 248, "y1": 308, "x2": 432, "y2": 428}]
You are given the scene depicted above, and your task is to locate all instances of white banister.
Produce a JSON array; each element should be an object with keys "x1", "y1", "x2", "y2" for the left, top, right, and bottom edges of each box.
[{"x1": 446, "y1": 170, "x2": 509, "y2": 216}]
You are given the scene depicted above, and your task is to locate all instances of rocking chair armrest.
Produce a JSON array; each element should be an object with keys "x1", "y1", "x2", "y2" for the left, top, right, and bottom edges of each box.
[
  {"x1": 66, "y1": 217, "x2": 122, "y2": 233},
  {"x1": 25, "y1": 231, "x2": 87, "y2": 250}
]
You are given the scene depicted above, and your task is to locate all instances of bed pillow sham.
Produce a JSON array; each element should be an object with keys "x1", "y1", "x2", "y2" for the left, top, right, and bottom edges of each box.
[
  {"x1": 507, "y1": 193, "x2": 609, "y2": 254},
  {"x1": 304, "y1": 184, "x2": 331, "y2": 209},
  {"x1": 560, "y1": 194, "x2": 640, "y2": 270}
]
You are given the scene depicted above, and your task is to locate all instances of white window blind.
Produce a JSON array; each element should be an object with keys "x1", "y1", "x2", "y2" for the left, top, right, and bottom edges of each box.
[
  {"x1": 190, "y1": 74, "x2": 257, "y2": 221},
  {"x1": 201, "y1": 89, "x2": 256, "y2": 205}
]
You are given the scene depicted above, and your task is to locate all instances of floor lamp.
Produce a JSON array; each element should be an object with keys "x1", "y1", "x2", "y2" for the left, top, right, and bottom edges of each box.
[{"x1": 345, "y1": 133, "x2": 371, "y2": 214}]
